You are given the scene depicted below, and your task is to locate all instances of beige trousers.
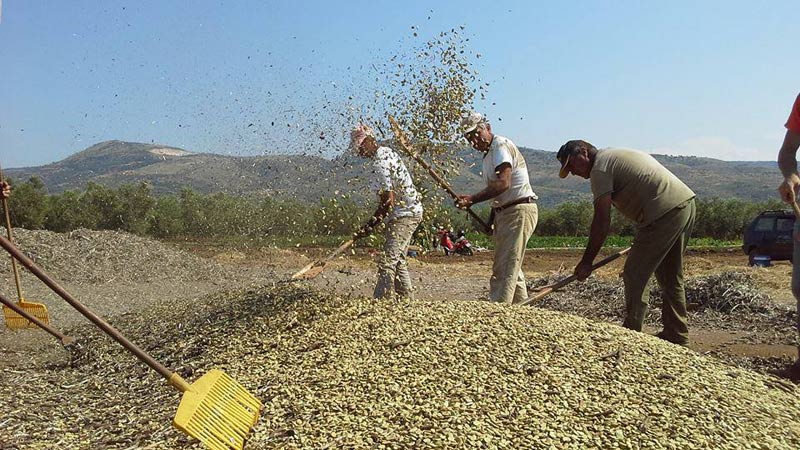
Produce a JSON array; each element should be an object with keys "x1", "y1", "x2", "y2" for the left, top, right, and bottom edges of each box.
[
  {"x1": 490, "y1": 203, "x2": 538, "y2": 304},
  {"x1": 374, "y1": 214, "x2": 422, "y2": 300}
]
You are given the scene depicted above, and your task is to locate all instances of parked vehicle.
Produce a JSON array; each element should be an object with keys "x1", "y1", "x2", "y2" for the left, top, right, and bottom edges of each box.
[
  {"x1": 437, "y1": 229, "x2": 455, "y2": 255},
  {"x1": 436, "y1": 229, "x2": 474, "y2": 256},
  {"x1": 742, "y1": 209, "x2": 795, "y2": 265},
  {"x1": 452, "y1": 231, "x2": 474, "y2": 256}
]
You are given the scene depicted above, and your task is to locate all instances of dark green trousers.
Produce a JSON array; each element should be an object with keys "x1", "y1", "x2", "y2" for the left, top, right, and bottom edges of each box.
[{"x1": 622, "y1": 198, "x2": 696, "y2": 342}]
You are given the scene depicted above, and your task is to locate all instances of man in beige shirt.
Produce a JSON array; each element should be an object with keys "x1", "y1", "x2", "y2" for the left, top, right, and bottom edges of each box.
[
  {"x1": 558, "y1": 140, "x2": 696, "y2": 345},
  {"x1": 456, "y1": 112, "x2": 538, "y2": 304}
]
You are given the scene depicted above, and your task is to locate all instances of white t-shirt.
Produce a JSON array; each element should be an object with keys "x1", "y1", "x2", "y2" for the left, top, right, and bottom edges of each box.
[
  {"x1": 370, "y1": 146, "x2": 424, "y2": 219},
  {"x1": 481, "y1": 135, "x2": 537, "y2": 208}
]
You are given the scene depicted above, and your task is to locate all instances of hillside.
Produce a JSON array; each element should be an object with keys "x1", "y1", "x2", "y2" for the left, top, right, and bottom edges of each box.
[
  {"x1": 6, "y1": 140, "x2": 370, "y2": 202},
  {"x1": 454, "y1": 149, "x2": 782, "y2": 207},
  {"x1": 6, "y1": 140, "x2": 782, "y2": 207}
]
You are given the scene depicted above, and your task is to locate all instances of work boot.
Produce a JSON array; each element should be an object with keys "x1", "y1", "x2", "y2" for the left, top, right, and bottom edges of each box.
[
  {"x1": 654, "y1": 330, "x2": 689, "y2": 347},
  {"x1": 768, "y1": 362, "x2": 800, "y2": 382}
]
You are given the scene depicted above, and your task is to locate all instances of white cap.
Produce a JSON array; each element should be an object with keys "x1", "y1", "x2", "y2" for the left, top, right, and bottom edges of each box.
[
  {"x1": 349, "y1": 124, "x2": 376, "y2": 151},
  {"x1": 460, "y1": 111, "x2": 486, "y2": 136}
]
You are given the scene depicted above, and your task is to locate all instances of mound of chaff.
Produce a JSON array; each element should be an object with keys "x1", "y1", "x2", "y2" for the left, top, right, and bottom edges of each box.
[
  {"x1": 529, "y1": 270, "x2": 782, "y2": 317},
  {"x1": 0, "y1": 228, "x2": 233, "y2": 284},
  {"x1": 675, "y1": 272, "x2": 772, "y2": 313},
  {"x1": 527, "y1": 269, "x2": 797, "y2": 351},
  {"x1": 2, "y1": 284, "x2": 800, "y2": 449}
]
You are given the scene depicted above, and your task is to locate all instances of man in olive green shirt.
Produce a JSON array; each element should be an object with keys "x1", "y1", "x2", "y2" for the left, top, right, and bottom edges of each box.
[{"x1": 557, "y1": 140, "x2": 696, "y2": 345}]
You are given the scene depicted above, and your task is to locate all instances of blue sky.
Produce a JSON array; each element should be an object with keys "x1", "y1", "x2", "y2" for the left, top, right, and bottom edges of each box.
[{"x1": 1, "y1": 0, "x2": 798, "y2": 167}]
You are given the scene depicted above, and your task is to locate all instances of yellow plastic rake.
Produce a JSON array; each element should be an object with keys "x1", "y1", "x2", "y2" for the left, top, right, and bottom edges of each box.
[
  {"x1": 0, "y1": 235, "x2": 262, "y2": 450},
  {"x1": 0, "y1": 290, "x2": 74, "y2": 347},
  {"x1": 1, "y1": 164, "x2": 49, "y2": 329},
  {"x1": 2, "y1": 297, "x2": 49, "y2": 330}
]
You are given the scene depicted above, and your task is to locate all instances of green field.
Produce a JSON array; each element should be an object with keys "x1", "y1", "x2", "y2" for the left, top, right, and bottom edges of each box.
[
  {"x1": 465, "y1": 233, "x2": 741, "y2": 250},
  {"x1": 194, "y1": 233, "x2": 740, "y2": 250}
]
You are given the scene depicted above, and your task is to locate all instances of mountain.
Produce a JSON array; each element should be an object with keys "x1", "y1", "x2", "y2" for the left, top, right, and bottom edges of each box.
[
  {"x1": 5, "y1": 140, "x2": 783, "y2": 207},
  {"x1": 453, "y1": 149, "x2": 782, "y2": 207},
  {"x1": 6, "y1": 140, "x2": 370, "y2": 202}
]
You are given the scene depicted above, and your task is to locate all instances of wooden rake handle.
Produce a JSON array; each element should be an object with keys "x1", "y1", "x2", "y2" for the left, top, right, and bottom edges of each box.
[
  {"x1": 0, "y1": 291, "x2": 74, "y2": 346},
  {"x1": 387, "y1": 115, "x2": 491, "y2": 234},
  {"x1": 291, "y1": 238, "x2": 356, "y2": 280},
  {"x1": 518, "y1": 247, "x2": 631, "y2": 306},
  {"x1": 0, "y1": 235, "x2": 188, "y2": 390},
  {"x1": 0, "y1": 164, "x2": 24, "y2": 302}
]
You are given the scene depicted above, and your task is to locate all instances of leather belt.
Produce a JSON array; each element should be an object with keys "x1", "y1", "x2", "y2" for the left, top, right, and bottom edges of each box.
[{"x1": 492, "y1": 196, "x2": 536, "y2": 213}]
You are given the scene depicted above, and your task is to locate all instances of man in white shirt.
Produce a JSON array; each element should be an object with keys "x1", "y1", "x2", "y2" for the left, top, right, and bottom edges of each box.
[
  {"x1": 351, "y1": 124, "x2": 424, "y2": 300},
  {"x1": 456, "y1": 112, "x2": 538, "y2": 304}
]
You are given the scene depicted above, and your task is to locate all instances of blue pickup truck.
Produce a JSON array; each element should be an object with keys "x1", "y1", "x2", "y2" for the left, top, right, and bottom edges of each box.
[{"x1": 742, "y1": 209, "x2": 795, "y2": 266}]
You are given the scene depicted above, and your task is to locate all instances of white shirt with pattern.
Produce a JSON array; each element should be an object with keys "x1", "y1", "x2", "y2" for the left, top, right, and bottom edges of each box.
[{"x1": 370, "y1": 146, "x2": 423, "y2": 219}]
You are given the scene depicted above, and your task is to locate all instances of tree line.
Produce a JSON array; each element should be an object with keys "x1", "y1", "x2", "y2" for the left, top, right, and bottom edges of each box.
[{"x1": 4, "y1": 176, "x2": 785, "y2": 245}]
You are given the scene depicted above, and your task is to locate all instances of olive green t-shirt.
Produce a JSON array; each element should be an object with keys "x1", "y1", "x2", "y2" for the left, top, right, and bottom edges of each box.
[{"x1": 590, "y1": 148, "x2": 695, "y2": 227}]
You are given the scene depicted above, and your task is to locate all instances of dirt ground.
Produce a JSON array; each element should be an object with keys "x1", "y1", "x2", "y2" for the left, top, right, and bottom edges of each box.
[{"x1": 1, "y1": 243, "x2": 797, "y2": 377}]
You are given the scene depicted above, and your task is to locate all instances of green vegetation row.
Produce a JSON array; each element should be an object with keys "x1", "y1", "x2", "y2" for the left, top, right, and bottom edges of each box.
[
  {"x1": 4, "y1": 176, "x2": 782, "y2": 249},
  {"x1": 465, "y1": 234, "x2": 740, "y2": 250}
]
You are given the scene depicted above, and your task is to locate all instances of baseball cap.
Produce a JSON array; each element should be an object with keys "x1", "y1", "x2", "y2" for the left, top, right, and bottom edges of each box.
[
  {"x1": 460, "y1": 111, "x2": 486, "y2": 136},
  {"x1": 557, "y1": 140, "x2": 593, "y2": 178},
  {"x1": 556, "y1": 142, "x2": 574, "y2": 178},
  {"x1": 349, "y1": 124, "x2": 375, "y2": 152},
  {"x1": 558, "y1": 157, "x2": 571, "y2": 178}
]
